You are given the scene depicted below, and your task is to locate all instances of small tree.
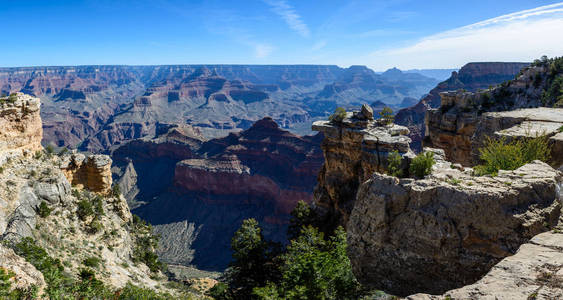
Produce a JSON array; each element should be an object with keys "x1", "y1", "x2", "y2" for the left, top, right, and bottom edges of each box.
[
  {"x1": 387, "y1": 151, "x2": 403, "y2": 178},
  {"x1": 287, "y1": 201, "x2": 317, "y2": 241},
  {"x1": 379, "y1": 107, "x2": 394, "y2": 125},
  {"x1": 328, "y1": 107, "x2": 346, "y2": 123},
  {"x1": 409, "y1": 151, "x2": 435, "y2": 178},
  {"x1": 214, "y1": 219, "x2": 281, "y2": 299}
]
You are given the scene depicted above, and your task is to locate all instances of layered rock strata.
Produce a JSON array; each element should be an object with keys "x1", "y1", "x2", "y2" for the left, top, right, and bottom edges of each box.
[
  {"x1": 409, "y1": 231, "x2": 563, "y2": 300},
  {"x1": 312, "y1": 107, "x2": 413, "y2": 226},
  {"x1": 395, "y1": 62, "x2": 528, "y2": 150},
  {"x1": 347, "y1": 152, "x2": 562, "y2": 296},
  {"x1": 0, "y1": 93, "x2": 42, "y2": 155},
  {"x1": 427, "y1": 100, "x2": 563, "y2": 167},
  {"x1": 60, "y1": 153, "x2": 113, "y2": 195}
]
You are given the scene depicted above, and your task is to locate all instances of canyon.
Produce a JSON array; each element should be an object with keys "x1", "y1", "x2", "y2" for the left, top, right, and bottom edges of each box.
[
  {"x1": 310, "y1": 59, "x2": 563, "y2": 298},
  {"x1": 395, "y1": 62, "x2": 529, "y2": 150},
  {"x1": 0, "y1": 94, "x2": 195, "y2": 298},
  {"x1": 111, "y1": 117, "x2": 324, "y2": 270},
  {"x1": 0, "y1": 64, "x2": 438, "y2": 153}
]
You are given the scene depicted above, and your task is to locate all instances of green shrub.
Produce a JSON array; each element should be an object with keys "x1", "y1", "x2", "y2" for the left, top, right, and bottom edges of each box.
[
  {"x1": 112, "y1": 184, "x2": 122, "y2": 197},
  {"x1": 379, "y1": 107, "x2": 394, "y2": 125},
  {"x1": 130, "y1": 215, "x2": 167, "y2": 273},
  {"x1": 88, "y1": 221, "x2": 103, "y2": 234},
  {"x1": 45, "y1": 144, "x2": 54, "y2": 155},
  {"x1": 83, "y1": 256, "x2": 101, "y2": 268},
  {"x1": 77, "y1": 199, "x2": 94, "y2": 221},
  {"x1": 37, "y1": 201, "x2": 52, "y2": 218},
  {"x1": 387, "y1": 151, "x2": 403, "y2": 177},
  {"x1": 117, "y1": 282, "x2": 176, "y2": 300},
  {"x1": 329, "y1": 107, "x2": 346, "y2": 123},
  {"x1": 287, "y1": 200, "x2": 317, "y2": 240},
  {"x1": 409, "y1": 152, "x2": 435, "y2": 178},
  {"x1": 474, "y1": 135, "x2": 551, "y2": 176}
]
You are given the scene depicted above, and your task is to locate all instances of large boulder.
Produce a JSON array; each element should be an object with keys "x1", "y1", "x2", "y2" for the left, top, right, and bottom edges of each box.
[
  {"x1": 0, "y1": 93, "x2": 42, "y2": 156},
  {"x1": 409, "y1": 232, "x2": 563, "y2": 300},
  {"x1": 312, "y1": 110, "x2": 413, "y2": 227},
  {"x1": 347, "y1": 159, "x2": 562, "y2": 296}
]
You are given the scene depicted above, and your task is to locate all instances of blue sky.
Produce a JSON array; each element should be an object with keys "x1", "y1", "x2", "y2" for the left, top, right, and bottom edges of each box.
[{"x1": 1, "y1": 0, "x2": 562, "y2": 70}]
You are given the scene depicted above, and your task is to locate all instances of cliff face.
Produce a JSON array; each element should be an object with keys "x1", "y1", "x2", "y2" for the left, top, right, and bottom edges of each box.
[
  {"x1": 395, "y1": 62, "x2": 528, "y2": 150},
  {"x1": 0, "y1": 93, "x2": 42, "y2": 155},
  {"x1": 111, "y1": 117, "x2": 323, "y2": 270},
  {"x1": 0, "y1": 93, "x2": 188, "y2": 297},
  {"x1": 174, "y1": 117, "x2": 323, "y2": 215},
  {"x1": 60, "y1": 153, "x2": 113, "y2": 195},
  {"x1": 409, "y1": 232, "x2": 563, "y2": 300},
  {"x1": 425, "y1": 62, "x2": 563, "y2": 167},
  {"x1": 0, "y1": 64, "x2": 438, "y2": 151},
  {"x1": 347, "y1": 152, "x2": 562, "y2": 296},
  {"x1": 311, "y1": 107, "x2": 413, "y2": 227}
]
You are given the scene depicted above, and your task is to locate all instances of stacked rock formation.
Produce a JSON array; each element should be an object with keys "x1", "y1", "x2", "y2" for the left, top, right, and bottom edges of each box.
[
  {"x1": 60, "y1": 153, "x2": 113, "y2": 195},
  {"x1": 312, "y1": 104, "x2": 414, "y2": 226},
  {"x1": 0, "y1": 93, "x2": 42, "y2": 156},
  {"x1": 346, "y1": 150, "x2": 562, "y2": 295}
]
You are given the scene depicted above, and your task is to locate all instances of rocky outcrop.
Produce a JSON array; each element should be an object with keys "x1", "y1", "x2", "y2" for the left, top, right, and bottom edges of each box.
[
  {"x1": 0, "y1": 93, "x2": 190, "y2": 297},
  {"x1": 60, "y1": 153, "x2": 113, "y2": 194},
  {"x1": 347, "y1": 154, "x2": 562, "y2": 296},
  {"x1": 174, "y1": 117, "x2": 323, "y2": 216},
  {"x1": 426, "y1": 100, "x2": 563, "y2": 167},
  {"x1": 0, "y1": 244, "x2": 46, "y2": 294},
  {"x1": 0, "y1": 64, "x2": 438, "y2": 151},
  {"x1": 312, "y1": 110, "x2": 413, "y2": 226},
  {"x1": 396, "y1": 62, "x2": 528, "y2": 150},
  {"x1": 0, "y1": 93, "x2": 42, "y2": 155},
  {"x1": 409, "y1": 231, "x2": 563, "y2": 300},
  {"x1": 112, "y1": 117, "x2": 323, "y2": 270}
]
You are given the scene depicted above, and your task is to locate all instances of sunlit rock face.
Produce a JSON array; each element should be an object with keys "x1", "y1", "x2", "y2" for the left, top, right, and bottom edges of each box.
[
  {"x1": 347, "y1": 154, "x2": 562, "y2": 296},
  {"x1": 395, "y1": 62, "x2": 529, "y2": 151},
  {"x1": 0, "y1": 93, "x2": 42, "y2": 156},
  {"x1": 312, "y1": 109, "x2": 413, "y2": 227}
]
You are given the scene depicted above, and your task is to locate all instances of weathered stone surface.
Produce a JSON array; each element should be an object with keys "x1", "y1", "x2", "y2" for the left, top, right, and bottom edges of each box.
[
  {"x1": 427, "y1": 102, "x2": 563, "y2": 168},
  {"x1": 61, "y1": 153, "x2": 113, "y2": 194},
  {"x1": 359, "y1": 104, "x2": 374, "y2": 120},
  {"x1": 0, "y1": 244, "x2": 46, "y2": 294},
  {"x1": 396, "y1": 62, "x2": 528, "y2": 151},
  {"x1": 312, "y1": 110, "x2": 413, "y2": 226},
  {"x1": 425, "y1": 61, "x2": 563, "y2": 167},
  {"x1": 408, "y1": 232, "x2": 563, "y2": 300},
  {"x1": 347, "y1": 160, "x2": 562, "y2": 296},
  {"x1": 0, "y1": 93, "x2": 42, "y2": 155}
]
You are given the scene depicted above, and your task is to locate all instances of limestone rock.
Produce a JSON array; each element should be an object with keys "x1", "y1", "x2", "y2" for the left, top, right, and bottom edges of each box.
[
  {"x1": 347, "y1": 160, "x2": 562, "y2": 296},
  {"x1": 427, "y1": 103, "x2": 563, "y2": 168},
  {"x1": 408, "y1": 232, "x2": 563, "y2": 300},
  {"x1": 0, "y1": 93, "x2": 42, "y2": 155},
  {"x1": 0, "y1": 244, "x2": 46, "y2": 295},
  {"x1": 312, "y1": 112, "x2": 413, "y2": 226},
  {"x1": 359, "y1": 104, "x2": 374, "y2": 120},
  {"x1": 61, "y1": 153, "x2": 113, "y2": 195}
]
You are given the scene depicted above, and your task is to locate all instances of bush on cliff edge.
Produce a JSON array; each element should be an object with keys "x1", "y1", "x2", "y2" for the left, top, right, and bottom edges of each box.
[
  {"x1": 474, "y1": 135, "x2": 551, "y2": 176},
  {"x1": 409, "y1": 152, "x2": 435, "y2": 178}
]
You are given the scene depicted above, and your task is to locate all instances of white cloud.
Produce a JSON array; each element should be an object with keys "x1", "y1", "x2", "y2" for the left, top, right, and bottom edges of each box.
[
  {"x1": 365, "y1": 2, "x2": 563, "y2": 70},
  {"x1": 254, "y1": 44, "x2": 275, "y2": 58},
  {"x1": 311, "y1": 40, "x2": 327, "y2": 51},
  {"x1": 263, "y1": 0, "x2": 310, "y2": 37}
]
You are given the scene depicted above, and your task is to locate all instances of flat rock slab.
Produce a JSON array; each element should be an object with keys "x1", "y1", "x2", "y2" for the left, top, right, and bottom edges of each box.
[
  {"x1": 408, "y1": 232, "x2": 563, "y2": 300},
  {"x1": 496, "y1": 121, "x2": 563, "y2": 138},
  {"x1": 484, "y1": 107, "x2": 563, "y2": 123}
]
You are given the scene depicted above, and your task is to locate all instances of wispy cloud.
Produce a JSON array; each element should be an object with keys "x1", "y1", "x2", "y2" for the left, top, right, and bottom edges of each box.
[
  {"x1": 311, "y1": 40, "x2": 327, "y2": 51},
  {"x1": 254, "y1": 44, "x2": 275, "y2": 58},
  {"x1": 365, "y1": 2, "x2": 563, "y2": 69},
  {"x1": 263, "y1": 0, "x2": 310, "y2": 37}
]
